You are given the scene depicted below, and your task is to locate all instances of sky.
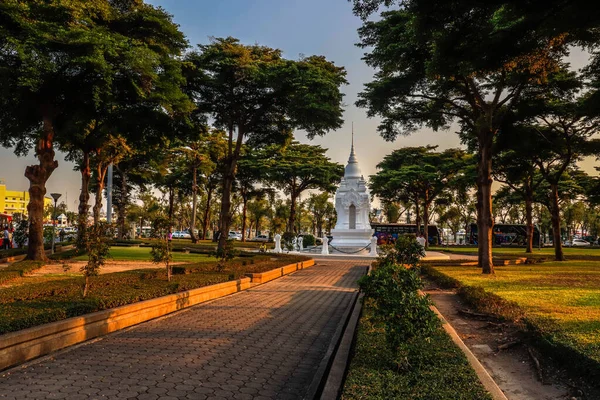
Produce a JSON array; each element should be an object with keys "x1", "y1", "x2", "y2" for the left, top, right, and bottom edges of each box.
[{"x1": 0, "y1": 0, "x2": 596, "y2": 211}]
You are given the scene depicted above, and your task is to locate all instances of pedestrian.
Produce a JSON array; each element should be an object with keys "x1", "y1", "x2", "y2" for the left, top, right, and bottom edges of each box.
[
  {"x1": 59, "y1": 229, "x2": 65, "y2": 243},
  {"x1": 416, "y1": 233, "x2": 426, "y2": 249},
  {"x1": 2, "y1": 226, "x2": 9, "y2": 250},
  {"x1": 167, "y1": 231, "x2": 173, "y2": 242}
]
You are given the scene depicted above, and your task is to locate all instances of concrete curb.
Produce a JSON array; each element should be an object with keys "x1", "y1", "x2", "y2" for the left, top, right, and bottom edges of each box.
[
  {"x1": 245, "y1": 259, "x2": 315, "y2": 284},
  {"x1": 305, "y1": 290, "x2": 360, "y2": 400},
  {"x1": 0, "y1": 258, "x2": 313, "y2": 372},
  {"x1": 429, "y1": 303, "x2": 509, "y2": 400},
  {"x1": 319, "y1": 292, "x2": 365, "y2": 400}
]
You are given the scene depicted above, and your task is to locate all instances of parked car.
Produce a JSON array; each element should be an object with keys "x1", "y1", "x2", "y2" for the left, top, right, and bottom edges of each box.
[
  {"x1": 565, "y1": 238, "x2": 591, "y2": 247},
  {"x1": 249, "y1": 234, "x2": 269, "y2": 242},
  {"x1": 172, "y1": 230, "x2": 191, "y2": 239},
  {"x1": 228, "y1": 231, "x2": 242, "y2": 241}
]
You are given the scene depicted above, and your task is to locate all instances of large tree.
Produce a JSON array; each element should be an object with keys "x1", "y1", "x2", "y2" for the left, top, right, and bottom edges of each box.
[
  {"x1": 370, "y1": 146, "x2": 472, "y2": 249},
  {"x1": 503, "y1": 69, "x2": 600, "y2": 260},
  {"x1": 0, "y1": 1, "x2": 190, "y2": 260},
  {"x1": 184, "y1": 37, "x2": 347, "y2": 251},
  {"x1": 260, "y1": 142, "x2": 344, "y2": 233},
  {"x1": 351, "y1": 0, "x2": 584, "y2": 273}
]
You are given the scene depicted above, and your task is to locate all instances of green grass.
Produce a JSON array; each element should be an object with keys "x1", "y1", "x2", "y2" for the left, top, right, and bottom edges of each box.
[
  {"x1": 341, "y1": 299, "x2": 492, "y2": 400},
  {"x1": 0, "y1": 254, "x2": 309, "y2": 334},
  {"x1": 426, "y1": 261, "x2": 600, "y2": 378},
  {"x1": 73, "y1": 246, "x2": 214, "y2": 263},
  {"x1": 430, "y1": 245, "x2": 600, "y2": 257}
]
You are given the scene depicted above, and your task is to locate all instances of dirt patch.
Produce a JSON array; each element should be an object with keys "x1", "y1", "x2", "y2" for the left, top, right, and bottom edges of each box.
[
  {"x1": 27, "y1": 260, "x2": 187, "y2": 276},
  {"x1": 424, "y1": 279, "x2": 593, "y2": 400}
]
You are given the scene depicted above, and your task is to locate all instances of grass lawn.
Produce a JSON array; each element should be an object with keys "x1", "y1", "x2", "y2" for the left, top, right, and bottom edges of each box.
[
  {"x1": 73, "y1": 246, "x2": 214, "y2": 263},
  {"x1": 342, "y1": 299, "x2": 492, "y2": 400},
  {"x1": 430, "y1": 245, "x2": 600, "y2": 258},
  {"x1": 428, "y1": 261, "x2": 600, "y2": 377}
]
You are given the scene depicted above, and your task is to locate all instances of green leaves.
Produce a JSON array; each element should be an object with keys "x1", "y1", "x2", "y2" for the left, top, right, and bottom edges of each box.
[{"x1": 359, "y1": 238, "x2": 438, "y2": 365}]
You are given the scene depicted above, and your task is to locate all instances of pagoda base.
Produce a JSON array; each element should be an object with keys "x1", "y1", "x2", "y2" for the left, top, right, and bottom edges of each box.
[{"x1": 330, "y1": 228, "x2": 374, "y2": 248}]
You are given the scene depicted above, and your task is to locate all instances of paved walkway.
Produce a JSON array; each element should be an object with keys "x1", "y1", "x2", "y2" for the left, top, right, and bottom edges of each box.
[{"x1": 0, "y1": 260, "x2": 367, "y2": 400}]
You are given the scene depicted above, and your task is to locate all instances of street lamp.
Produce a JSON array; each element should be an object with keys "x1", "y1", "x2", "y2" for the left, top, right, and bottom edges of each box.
[{"x1": 50, "y1": 193, "x2": 61, "y2": 254}]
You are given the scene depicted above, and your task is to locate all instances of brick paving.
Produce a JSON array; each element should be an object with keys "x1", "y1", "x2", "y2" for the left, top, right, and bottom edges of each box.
[{"x1": 0, "y1": 260, "x2": 366, "y2": 400}]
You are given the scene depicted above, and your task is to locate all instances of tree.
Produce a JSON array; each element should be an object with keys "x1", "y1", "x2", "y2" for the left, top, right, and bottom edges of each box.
[
  {"x1": 503, "y1": 69, "x2": 600, "y2": 260},
  {"x1": 370, "y1": 147, "x2": 472, "y2": 249},
  {"x1": 0, "y1": 1, "x2": 190, "y2": 260},
  {"x1": 150, "y1": 216, "x2": 173, "y2": 282},
  {"x1": 351, "y1": 0, "x2": 577, "y2": 273},
  {"x1": 306, "y1": 193, "x2": 335, "y2": 237},
  {"x1": 185, "y1": 37, "x2": 347, "y2": 251},
  {"x1": 259, "y1": 142, "x2": 343, "y2": 233},
  {"x1": 247, "y1": 198, "x2": 271, "y2": 238},
  {"x1": 493, "y1": 143, "x2": 545, "y2": 252},
  {"x1": 82, "y1": 222, "x2": 113, "y2": 298}
]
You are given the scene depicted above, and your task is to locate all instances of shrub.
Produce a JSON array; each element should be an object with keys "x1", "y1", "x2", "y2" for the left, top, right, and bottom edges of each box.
[
  {"x1": 360, "y1": 236, "x2": 438, "y2": 368},
  {"x1": 13, "y1": 220, "x2": 28, "y2": 249},
  {"x1": 379, "y1": 235, "x2": 425, "y2": 268},
  {"x1": 0, "y1": 260, "x2": 45, "y2": 284},
  {"x1": 282, "y1": 232, "x2": 295, "y2": 251},
  {"x1": 303, "y1": 234, "x2": 316, "y2": 247}
]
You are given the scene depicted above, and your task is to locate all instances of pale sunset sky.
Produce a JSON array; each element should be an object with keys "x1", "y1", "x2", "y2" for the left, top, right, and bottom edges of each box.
[{"x1": 0, "y1": 0, "x2": 595, "y2": 211}]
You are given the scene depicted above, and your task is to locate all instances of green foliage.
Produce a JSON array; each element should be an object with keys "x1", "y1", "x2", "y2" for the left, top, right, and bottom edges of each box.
[
  {"x1": 359, "y1": 260, "x2": 439, "y2": 367},
  {"x1": 81, "y1": 223, "x2": 113, "y2": 297},
  {"x1": 342, "y1": 300, "x2": 492, "y2": 400},
  {"x1": 150, "y1": 217, "x2": 173, "y2": 280},
  {"x1": 303, "y1": 234, "x2": 316, "y2": 247},
  {"x1": 0, "y1": 260, "x2": 45, "y2": 285},
  {"x1": 282, "y1": 232, "x2": 296, "y2": 251},
  {"x1": 379, "y1": 235, "x2": 425, "y2": 268},
  {"x1": 13, "y1": 220, "x2": 28, "y2": 249},
  {"x1": 43, "y1": 226, "x2": 55, "y2": 245},
  {"x1": 211, "y1": 239, "x2": 239, "y2": 272}
]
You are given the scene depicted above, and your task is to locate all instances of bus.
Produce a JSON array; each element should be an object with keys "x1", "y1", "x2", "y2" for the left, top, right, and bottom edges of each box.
[
  {"x1": 468, "y1": 223, "x2": 540, "y2": 247},
  {"x1": 370, "y1": 223, "x2": 440, "y2": 245}
]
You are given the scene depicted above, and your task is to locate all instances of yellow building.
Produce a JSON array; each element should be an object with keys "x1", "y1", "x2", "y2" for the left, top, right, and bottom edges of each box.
[{"x1": 0, "y1": 182, "x2": 52, "y2": 218}]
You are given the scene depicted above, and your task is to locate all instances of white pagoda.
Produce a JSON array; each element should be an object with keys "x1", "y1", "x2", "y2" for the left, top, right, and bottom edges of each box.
[{"x1": 330, "y1": 134, "x2": 374, "y2": 248}]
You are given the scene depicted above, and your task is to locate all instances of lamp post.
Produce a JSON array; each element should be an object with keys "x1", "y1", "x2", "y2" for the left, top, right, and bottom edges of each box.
[{"x1": 50, "y1": 193, "x2": 61, "y2": 254}]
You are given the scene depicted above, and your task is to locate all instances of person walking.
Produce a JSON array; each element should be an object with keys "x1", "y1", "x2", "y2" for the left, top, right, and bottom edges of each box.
[{"x1": 3, "y1": 226, "x2": 9, "y2": 250}]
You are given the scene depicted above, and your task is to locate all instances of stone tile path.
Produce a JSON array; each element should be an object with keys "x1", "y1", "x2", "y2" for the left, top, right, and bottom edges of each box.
[{"x1": 0, "y1": 260, "x2": 366, "y2": 400}]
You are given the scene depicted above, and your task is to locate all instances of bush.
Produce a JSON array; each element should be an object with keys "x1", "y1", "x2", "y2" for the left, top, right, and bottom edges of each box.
[
  {"x1": 0, "y1": 260, "x2": 45, "y2": 285},
  {"x1": 360, "y1": 237, "x2": 438, "y2": 368},
  {"x1": 303, "y1": 234, "x2": 316, "y2": 247},
  {"x1": 282, "y1": 232, "x2": 295, "y2": 251},
  {"x1": 379, "y1": 235, "x2": 425, "y2": 268}
]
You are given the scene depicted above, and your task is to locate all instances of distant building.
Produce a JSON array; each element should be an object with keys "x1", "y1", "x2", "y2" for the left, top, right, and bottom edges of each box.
[{"x1": 0, "y1": 181, "x2": 52, "y2": 218}]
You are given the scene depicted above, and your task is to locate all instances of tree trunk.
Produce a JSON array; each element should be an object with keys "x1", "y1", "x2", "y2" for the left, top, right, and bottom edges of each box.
[
  {"x1": 202, "y1": 185, "x2": 213, "y2": 240},
  {"x1": 289, "y1": 193, "x2": 297, "y2": 234},
  {"x1": 92, "y1": 162, "x2": 108, "y2": 225},
  {"x1": 83, "y1": 275, "x2": 90, "y2": 298},
  {"x1": 167, "y1": 185, "x2": 174, "y2": 223},
  {"x1": 77, "y1": 151, "x2": 91, "y2": 250},
  {"x1": 25, "y1": 116, "x2": 58, "y2": 261},
  {"x1": 218, "y1": 124, "x2": 245, "y2": 253},
  {"x1": 116, "y1": 169, "x2": 128, "y2": 240},
  {"x1": 218, "y1": 158, "x2": 236, "y2": 251},
  {"x1": 476, "y1": 137, "x2": 494, "y2": 274},
  {"x1": 423, "y1": 198, "x2": 430, "y2": 250},
  {"x1": 550, "y1": 183, "x2": 565, "y2": 261},
  {"x1": 190, "y1": 166, "x2": 198, "y2": 243},
  {"x1": 415, "y1": 199, "x2": 420, "y2": 235},
  {"x1": 525, "y1": 187, "x2": 534, "y2": 254},
  {"x1": 241, "y1": 197, "x2": 248, "y2": 241}
]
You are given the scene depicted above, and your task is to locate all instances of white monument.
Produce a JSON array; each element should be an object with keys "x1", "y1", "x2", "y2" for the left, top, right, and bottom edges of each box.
[{"x1": 330, "y1": 134, "x2": 374, "y2": 249}]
